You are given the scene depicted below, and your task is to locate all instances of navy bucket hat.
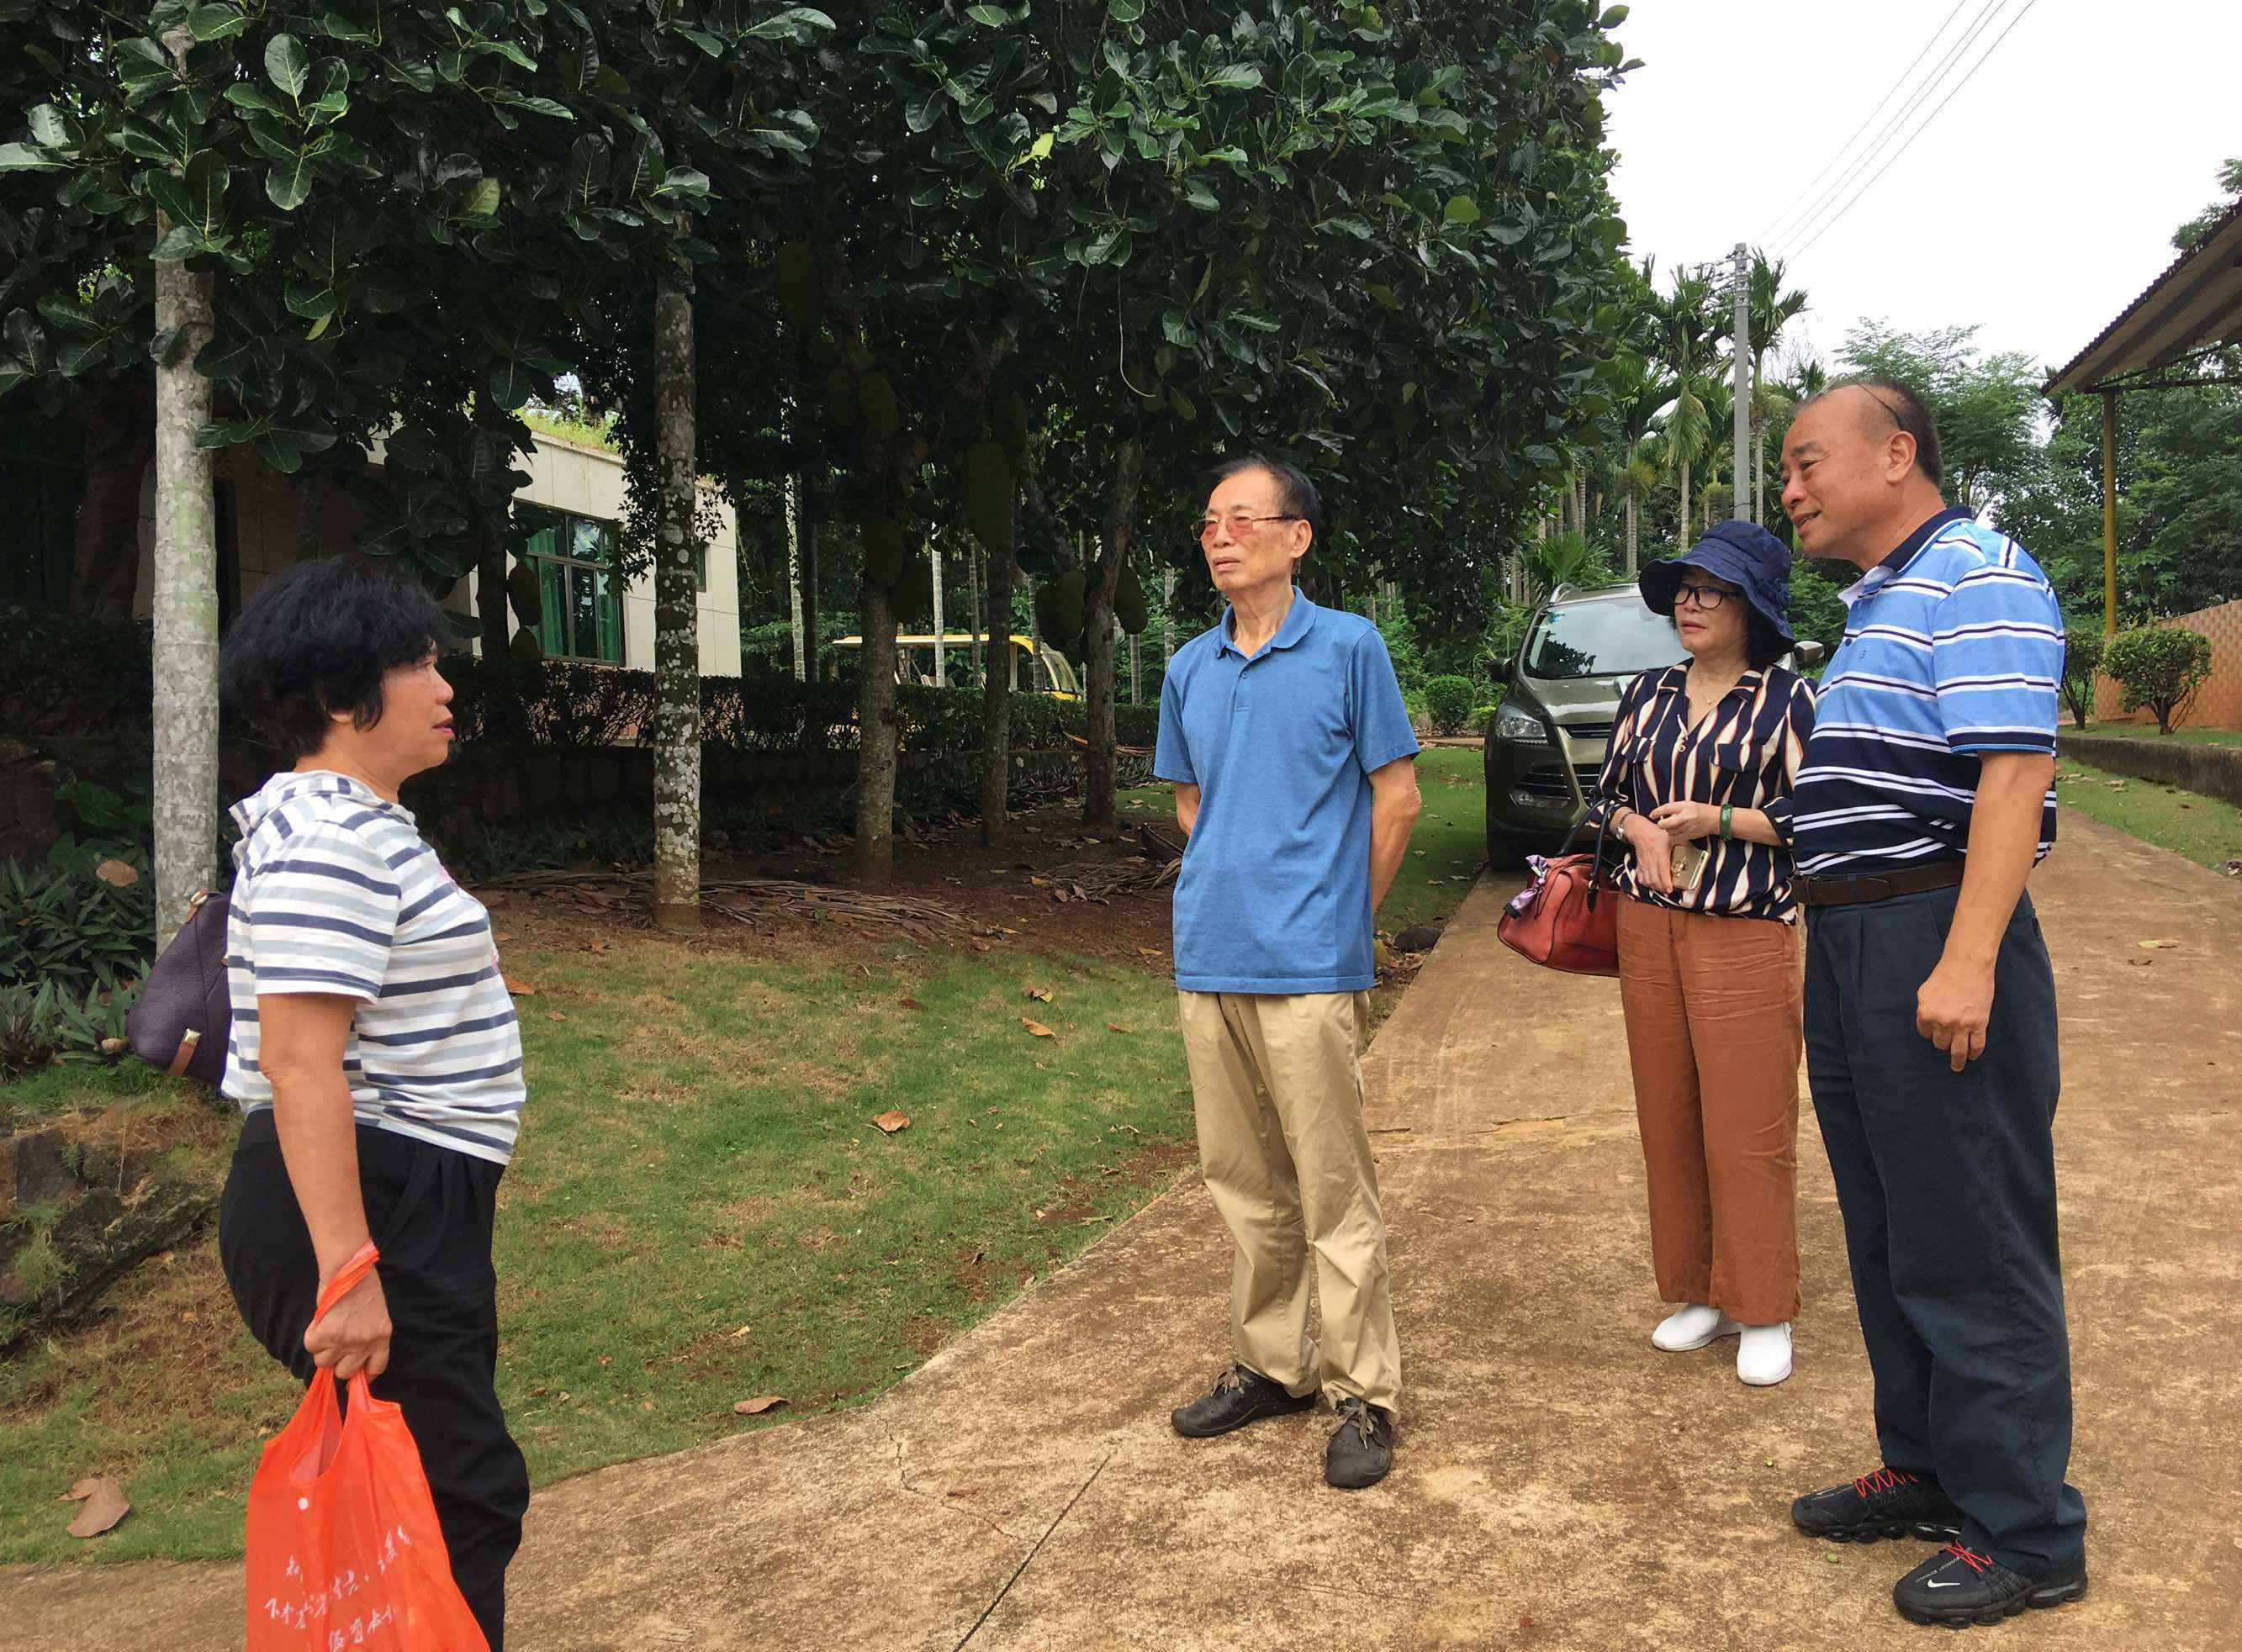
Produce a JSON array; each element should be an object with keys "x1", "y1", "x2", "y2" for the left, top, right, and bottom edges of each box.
[{"x1": 1639, "y1": 519, "x2": 1795, "y2": 644}]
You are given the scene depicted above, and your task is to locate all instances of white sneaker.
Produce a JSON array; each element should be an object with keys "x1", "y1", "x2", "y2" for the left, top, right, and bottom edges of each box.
[
  {"x1": 1651, "y1": 1304, "x2": 1742, "y2": 1352},
  {"x1": 1737, "y1": 1322, "x2": 1794, "y2": 1386}
]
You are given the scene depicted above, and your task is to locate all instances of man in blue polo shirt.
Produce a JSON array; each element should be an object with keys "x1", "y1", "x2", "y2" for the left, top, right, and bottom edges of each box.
[
  {"x1": 1154, "y1": 455, "x2": 1422, "y2": 1490},
  {"x1": 1777, "y1": 379, "x2": 2087, "y2": 1628}
]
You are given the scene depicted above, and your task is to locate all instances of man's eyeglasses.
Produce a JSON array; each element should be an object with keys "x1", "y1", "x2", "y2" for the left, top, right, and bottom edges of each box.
[
  {"x1": 1194, "y1": 513, "x2": 1298, "y2": 545},
  {"x1": 1674, "y1": 583, "x2": 1732, "y2": 612}
]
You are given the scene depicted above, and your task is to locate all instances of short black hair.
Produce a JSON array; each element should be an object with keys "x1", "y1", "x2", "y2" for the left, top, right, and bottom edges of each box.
[
  {"x1": 1744, "y1": 606, "x2": 1790, "y2": 671},
  {"x1": 1813, "y1": 376, "x2": 1944, "y2": 488},
  {"x1": 1668, "y1": 602, "x2": 1790, "y2": 671},
  {"x1": 1198, "y1": 453, "x2": 1323, "y2": 545},
  {"x1": 221, "y1": 557, "x2": 450, "y2": 760}
]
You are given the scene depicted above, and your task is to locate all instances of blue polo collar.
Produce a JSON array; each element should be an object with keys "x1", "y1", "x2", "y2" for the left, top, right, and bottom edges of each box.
[
  {"x1": 1217, "y1": 590, "x2": 1319, "y2": 659},
  {"x1": 1841, "y1": 504, "x2": 1975, "y2": 608},
  {"x1": 1877, "y1": 504, "x2": 1975, "y2": 576}
]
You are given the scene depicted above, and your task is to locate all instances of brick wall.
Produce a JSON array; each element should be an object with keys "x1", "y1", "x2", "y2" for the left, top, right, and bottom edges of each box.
[{"x1": 2091, "y1": 597, "x2": 2242, "y2": 731}]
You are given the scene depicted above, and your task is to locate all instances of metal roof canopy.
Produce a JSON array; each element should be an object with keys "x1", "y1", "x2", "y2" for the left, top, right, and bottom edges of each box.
[
  {"x1": 2044, "y1": 198, "x2": 2242, "y2": 396},
  {"x1": 2042, "y1": 197, "x2": 2242, "y2": 634}
]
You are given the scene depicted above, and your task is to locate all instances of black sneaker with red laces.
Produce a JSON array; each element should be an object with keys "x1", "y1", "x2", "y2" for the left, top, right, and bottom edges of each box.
[
  {"x1": 1791, "y1": 1466, "x2": 1966, "y2": 1543},
  {"x1": 1893, "y1": 1543, "x2": 2089, "y2": 1628}
]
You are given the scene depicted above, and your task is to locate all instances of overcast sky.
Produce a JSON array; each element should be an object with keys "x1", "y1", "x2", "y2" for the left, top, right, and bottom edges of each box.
[{"x1": 1603, "y1": 0, "x2": 2242, "y2": 380}]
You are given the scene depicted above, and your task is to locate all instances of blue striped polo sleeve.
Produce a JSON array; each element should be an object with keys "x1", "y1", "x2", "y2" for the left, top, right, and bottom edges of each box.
[
  {"x1": 246, "y1": 819, "x2": 401, "y2": 1000},
  {"x1": 1931, "y1": 564, "x2": 2063, "y2": 755}
]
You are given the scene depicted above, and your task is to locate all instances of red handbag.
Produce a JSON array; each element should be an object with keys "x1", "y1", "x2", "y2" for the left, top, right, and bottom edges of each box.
[{"x1": 1497, "y1": 812, "x2": 1621, "y2": 978}]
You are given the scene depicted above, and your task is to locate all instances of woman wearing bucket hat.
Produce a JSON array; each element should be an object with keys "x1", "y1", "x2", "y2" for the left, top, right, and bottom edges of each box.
[{"x1": 1584, "y1": 520, "x2": 1817, "y2": 1386}]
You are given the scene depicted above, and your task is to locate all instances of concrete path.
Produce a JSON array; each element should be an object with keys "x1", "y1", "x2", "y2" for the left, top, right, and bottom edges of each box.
[{"x1": 4, "y1": 815, "x2": 2238, "y2": 1650}]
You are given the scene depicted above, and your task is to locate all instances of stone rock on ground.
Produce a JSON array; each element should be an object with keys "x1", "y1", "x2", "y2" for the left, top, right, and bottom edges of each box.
[{"x1": 1, "y1": 814, "x2": 2236, "y2": 1650}]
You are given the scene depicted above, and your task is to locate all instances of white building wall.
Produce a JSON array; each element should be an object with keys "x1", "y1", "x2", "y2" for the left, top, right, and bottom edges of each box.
[{"x1": 135, "y1": 429, "x2": 742, "y2": 679}]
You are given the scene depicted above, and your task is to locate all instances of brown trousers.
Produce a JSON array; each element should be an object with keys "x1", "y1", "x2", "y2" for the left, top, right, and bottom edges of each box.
[{"x1": 1615, "y1": 897, "x2": 1802, "y2": 1325}]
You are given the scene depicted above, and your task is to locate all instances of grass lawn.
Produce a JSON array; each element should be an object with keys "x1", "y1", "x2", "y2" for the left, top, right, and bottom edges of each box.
[
  {"x1": 2054, "y1": 759, "x2": 2242, "y2": 871},
  {"x1": 2070, "y1": 719, "x2": 2242, "y2": 748},
  {"x1": 3, "y1": 764, "x2": 1495, "y2": 1568}
]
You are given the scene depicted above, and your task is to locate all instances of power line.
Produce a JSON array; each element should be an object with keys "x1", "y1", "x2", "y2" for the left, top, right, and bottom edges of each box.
[
  {"x1": 1757, "y1": 0, "x2": 1977, "y2": 249},
  {"x1": 1769, "y1": 0, "x2": 2021, "y2": 259},
  {"x1": 1785, "y1": 0, "x2": 2046, "y2": 263}
]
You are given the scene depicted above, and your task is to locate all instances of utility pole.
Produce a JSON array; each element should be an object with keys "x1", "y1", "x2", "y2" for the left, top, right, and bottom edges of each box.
[{"x1": 1731, "y1": 241, "x2": 1752, "y2": 522}]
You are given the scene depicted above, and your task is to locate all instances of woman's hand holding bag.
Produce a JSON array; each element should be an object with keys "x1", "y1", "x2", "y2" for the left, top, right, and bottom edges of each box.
[
  {"x1": 1496, "y1": 810, "x2": 1623, "y2": 978},
  {"x1": 246, "y1": 1245, "x2": 490, "y2": 1652}
]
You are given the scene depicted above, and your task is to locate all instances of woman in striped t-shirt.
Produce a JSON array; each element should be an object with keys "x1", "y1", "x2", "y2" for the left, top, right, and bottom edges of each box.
[
  {"x1": 1585, "y1": 521, "x2": 1816, "y2": 1389},
  {"x1": 215, "y1": 558, "x2": 527, "y2": 1649}
]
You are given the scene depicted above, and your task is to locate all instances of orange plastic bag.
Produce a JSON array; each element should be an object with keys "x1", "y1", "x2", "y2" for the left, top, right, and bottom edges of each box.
[{"x1": 246, "y1": 1244, "x2": 490, "y2": 1652}]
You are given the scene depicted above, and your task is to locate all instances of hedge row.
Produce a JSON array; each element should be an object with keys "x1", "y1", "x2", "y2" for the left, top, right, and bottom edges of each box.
[{"x1": 0, "y1": 609, "x2": 1161, "y2": 757}]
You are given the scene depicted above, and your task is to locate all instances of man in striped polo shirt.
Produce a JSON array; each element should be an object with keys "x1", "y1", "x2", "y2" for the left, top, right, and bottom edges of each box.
[{"x1": 1776, "y1": 379, "x2": 2088, "y2": 1628}]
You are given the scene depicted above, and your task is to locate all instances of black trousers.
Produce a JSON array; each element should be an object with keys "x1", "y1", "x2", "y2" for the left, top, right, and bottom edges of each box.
[
  {"x1": 1803, "y1": 884, "x2": 2086, "y2": 1575},
  {"x1": 219, "y1": 1111, "x2": 529, "y2": 1650}
]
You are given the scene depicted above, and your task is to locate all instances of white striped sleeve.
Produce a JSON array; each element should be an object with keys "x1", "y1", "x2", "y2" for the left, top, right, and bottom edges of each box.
[{"x1": 246, "y1": 820, "x2": 401, "y2": 1001}]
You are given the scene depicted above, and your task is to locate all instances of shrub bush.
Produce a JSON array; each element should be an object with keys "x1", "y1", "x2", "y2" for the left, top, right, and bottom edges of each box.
[
  {"x1": 0, "y1": 852, "x2": 156, "y2": 998},
  {"x1": 1423, "y1": 675, "x2": 1477, "y2": 736},
  {"x1": 2060, "y1": 623, "x2": 2105, "y2": 731},
  {"x1": 0, "y1": 980, "x2": 137, "y2": 1079},
  {"x1": 2102, "y1": 625, "x2": 2213, "y2": 736},
  {"x1": 0, "y1": 604, "x2": 154, "y2": 736}
]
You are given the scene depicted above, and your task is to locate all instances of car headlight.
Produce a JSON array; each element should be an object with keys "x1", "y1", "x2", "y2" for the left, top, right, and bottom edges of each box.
[{"x1": 1494, "y1": 704, "x2": 1547, "y2": 743}]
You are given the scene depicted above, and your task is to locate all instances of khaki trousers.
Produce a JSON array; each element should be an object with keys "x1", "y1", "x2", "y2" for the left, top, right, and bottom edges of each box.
[
  {"x1": 1177, "y1": 990, "x2": 1401, "y2": 1412},
  {"x1": 1615, "y1": 898, "x2": 1803, "y2": 1326}
]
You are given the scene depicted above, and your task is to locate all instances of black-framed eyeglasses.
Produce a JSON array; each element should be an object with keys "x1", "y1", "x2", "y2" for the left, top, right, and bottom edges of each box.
[
  {"x1": 1674, "y1": 583, "x2": 1732, "y2": 611},
  {"x1": 1194, "y1": 513, "x2": 1299, "y2": 544}
]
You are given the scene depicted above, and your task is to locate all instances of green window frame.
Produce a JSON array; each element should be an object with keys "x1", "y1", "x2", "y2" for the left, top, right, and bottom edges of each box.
[{"x1": 521, "y1": 505, "x2": 625, "y2": 664}]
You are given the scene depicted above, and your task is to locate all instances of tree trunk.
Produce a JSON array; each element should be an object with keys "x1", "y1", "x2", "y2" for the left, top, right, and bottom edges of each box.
[
  {"x1": 470, "y1": 381, "x2": 511, "y2": 659},
  {"x1": 967, "y1": 541, "x2": 982, "y2": 683},
  {"x1": 1023, "y1": 568, "x2": 1040, "y2": 690},
  {"x1": 150, "y1": 59, "x2": 219, "y2": 953},
  {"x1": 799, "y1": 494, "x2": 820, "y2": 683},
  {"x1": 931, "y1": 536, "x2": 946, "y2": 684},
  {"x1": 1081, "y1": 439, "x2": 1142, "y2": 831},
  {"x1": 1753, "y1": 423, "x2": 1766, "y2": 527},
  {"x1": 67, "y1": 371, "x2": 156, "y2": 620},
  {"x1": 978, "y1": 504, "x2": 1017, "y2": 847},
  {"x1": 1161, "y1": 567, "x2": 1175, "y2": 667},
  {"x1": 1625, "y1": 491, "x2": 1638, "y2": 578},
  {"x1": 854, "y1": 571, "x2": 899, "y2": 882},
  {"x1": 1676, "y1": 456, "x2": 1690, "y2": 550},
  {"x1": 785, "y1": 467, "x2": 806, "y2": 680},
  {"x1": 651, "y1": 263, "x2": 701, "y2": 933}
]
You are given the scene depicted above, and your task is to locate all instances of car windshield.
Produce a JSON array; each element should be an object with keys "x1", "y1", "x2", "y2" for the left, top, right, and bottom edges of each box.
[{"x1": 1524, "y1": 596, "x2": 1684, "y2": 680}]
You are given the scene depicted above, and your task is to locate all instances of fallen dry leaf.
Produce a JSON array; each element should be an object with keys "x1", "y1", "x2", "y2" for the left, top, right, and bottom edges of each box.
[
  {"x1": 872, "y1": 1110, "x2": 910, "y2": 1135},
  {"x1": 1106, "y1": 1023, "x2": 1132, "y2": 1034},
  {"x1": 1021, "y1": 1018, "x2": 1055, "y2": 1039},
  {"x1": 734, "y1": 1396, "x2": 785, "y2": 1417},
  {"x1": 729, "y1": 1324, "x2": 753, "y2": 1338},
  {"x1": 65, "y1": 1475, "x2": 129, "y2": 1539},
  {"x1": 2136, "y1": 939, "x2": 2181, "y2": 950},
  {"x1": 1135, "y1": 947, "x2": 1163, "y2": 958},
  {"x1": 1024, "y1": 986, "x2": 1053, "y2": 1003},
  {"x1": 2127, "y1": 956, "x2": 2155, "y2": 967},
  {"x1": 970, "y1": 940, "x2": 993, "y2": 953},
  {"x1": 545, "y1": 1011, "x2": 568, "y2": 1022},
  {"x1": 587, "y1": 939, "x2": 608, "y2": 954},
  {"x1": 901, "y1": 997, "x2": 926, "y2": 1011},
  {"x1": 504, "y1": 976, "x2": 538, "y2": 996},
  {"x1": 93, "y1": 859, "x2": 140, "y2": 888}
]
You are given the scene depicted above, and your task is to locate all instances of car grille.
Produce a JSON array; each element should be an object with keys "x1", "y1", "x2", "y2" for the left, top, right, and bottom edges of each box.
[
  {"x1": 1514, "y1": 763, "x2": 1603, "y2": 805},
  {"x1": 1559, "y1": 720, "x2": 1615, "y2": 744}
]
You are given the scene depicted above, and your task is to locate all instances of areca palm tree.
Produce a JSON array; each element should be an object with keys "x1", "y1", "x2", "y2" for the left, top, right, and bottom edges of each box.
[
  {"x1": 1651, "y1": 267, "x2": 1727, "y2": 551},
  {"x1": 1609, "y1": 351, "x2": 1673, "y2": 577},
  {"x1": 1748, "y1": 254, "x2": 1810, "y2": 523}
]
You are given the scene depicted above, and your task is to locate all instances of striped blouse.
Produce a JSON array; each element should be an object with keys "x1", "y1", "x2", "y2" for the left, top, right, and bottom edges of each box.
[
  {"x1": 1584, "y1": 663, "x2": 1818, "y2": 923},
  {"x1": 222, "y1": 770, "x2": 526, "y2": 1164}
]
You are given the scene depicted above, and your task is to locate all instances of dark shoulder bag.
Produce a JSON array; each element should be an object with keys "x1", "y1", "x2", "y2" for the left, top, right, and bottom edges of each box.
[{"x1": 126, "y1": 889, "x2": 232, "y2": 1085}]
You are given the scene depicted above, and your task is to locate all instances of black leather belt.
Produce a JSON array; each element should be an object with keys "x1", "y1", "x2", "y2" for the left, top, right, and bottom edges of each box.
[{"x1": 1795, "y1": 859, "x2": 1966, "y2": 909}]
